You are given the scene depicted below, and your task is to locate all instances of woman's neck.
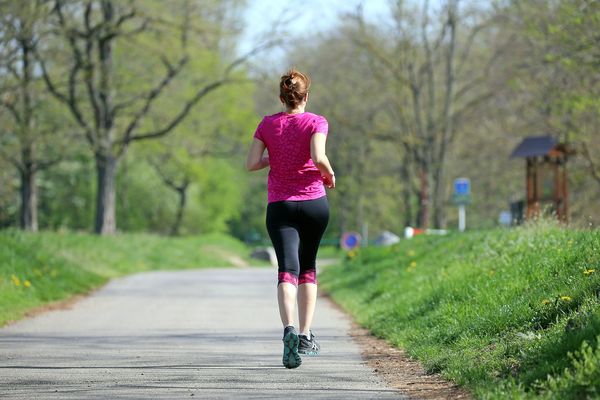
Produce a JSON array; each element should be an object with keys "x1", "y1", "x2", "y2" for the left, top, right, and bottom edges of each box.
[{"x1": 285, "y1": 105, "x2": 306, "y2": 114}]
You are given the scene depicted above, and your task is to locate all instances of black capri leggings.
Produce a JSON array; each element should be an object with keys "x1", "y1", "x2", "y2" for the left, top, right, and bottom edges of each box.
[{"x1": 266, "y1": 196, "x2": 329, "y2": 286}]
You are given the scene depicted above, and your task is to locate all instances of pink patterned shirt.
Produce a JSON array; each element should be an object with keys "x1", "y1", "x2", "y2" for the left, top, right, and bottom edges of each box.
[{"x1": 254, "y1": 112, "x2": 329, "y2": 203}]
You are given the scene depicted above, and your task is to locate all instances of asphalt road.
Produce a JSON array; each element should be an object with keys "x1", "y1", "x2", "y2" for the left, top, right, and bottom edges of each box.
[{"x1": 0, "y1": 268, "x2": 403, "y2": 399}]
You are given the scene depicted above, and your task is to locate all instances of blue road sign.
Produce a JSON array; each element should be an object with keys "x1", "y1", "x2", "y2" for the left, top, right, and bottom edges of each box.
[
  {"x1": 340, "y1": 232, "x2": 362, "y2": 251},
  {"x1": 454, "y1": 178, "x2": 470, "y2": 195},
  {"x1": 453, "y1": 178, "x2": 471, "y2": 206}
]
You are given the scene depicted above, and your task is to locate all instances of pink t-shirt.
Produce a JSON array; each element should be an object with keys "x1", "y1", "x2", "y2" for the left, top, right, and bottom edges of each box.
[{"x1": 254, "y1": 112, "x2": 329, "y2": 203}]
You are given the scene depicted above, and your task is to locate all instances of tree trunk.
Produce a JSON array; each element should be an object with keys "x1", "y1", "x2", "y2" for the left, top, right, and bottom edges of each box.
[
  {"x1": 95, "y1": 154, "x2": 118, "y2": 234},
  {"x1": 18, "y1": 37, "x2": 38, "y2": 231},
  {"x1": 416, "y1": 167, "x2": 430, "y2": 229},
  {"x1": 431, "y1": 2, "x2": 457, "y2": 229},
  {"x1": 19, "y1": 155, "x2": 38, "y2": 231},
  {"x1": 432, "y1": 170, "x2": 447, "y2": 229},
  {"x1": 170, "y1": 186, "x2": 188, "y2": 236},
  {"x1": 400, "y1": 159, "x2": 413, "y2": 228}
]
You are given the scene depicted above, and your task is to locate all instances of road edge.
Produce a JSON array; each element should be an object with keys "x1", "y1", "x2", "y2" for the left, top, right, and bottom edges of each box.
[{"x1": 320, "y1": 291, "x2": 472, "y2": 400}]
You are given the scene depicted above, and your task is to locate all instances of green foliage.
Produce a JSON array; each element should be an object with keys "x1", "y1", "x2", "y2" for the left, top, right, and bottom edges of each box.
[
  {"x1": 2, "y1": 0, "x2": 599, "y2": 240},
  {"x1": 0, "y1": 0, "x2": 259, "y2": 236},
  {"x1": 487, "y1": 336, "x2": 600, "y2": 399},
  {"x1": 0, "y1": 228, "x2": 251, "y2": 326},
  {"x1": 39, "y1": 155, "x2": 95, "y2": 230},
  {"x1": 192, "y1": 159, "x2": 244, "y2": 233},
  {"x1": 320, "y1": 224, "x2": 600, "y2": 398},
  {"x1": 536, "y1": 336, "x2": 600, "y2": 399}
]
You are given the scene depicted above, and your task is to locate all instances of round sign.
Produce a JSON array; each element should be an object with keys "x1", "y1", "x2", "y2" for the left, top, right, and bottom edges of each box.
[{"x1": 340, "y1": 232, "x2": 362, "y2": 251}]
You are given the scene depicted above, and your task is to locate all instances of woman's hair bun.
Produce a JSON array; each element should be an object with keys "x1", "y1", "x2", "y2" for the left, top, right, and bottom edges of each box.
[{"x1": 280, "y1": 68, "x2": 310, "y2": 109}]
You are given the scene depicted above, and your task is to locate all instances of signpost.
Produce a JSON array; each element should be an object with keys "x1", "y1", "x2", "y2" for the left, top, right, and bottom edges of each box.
[
  {"x1": 340, "y1": 232, "x2": 362, "y2": 251},
  {"x1": 452, "y1": 178, "x2": 471, "y2": 232}
]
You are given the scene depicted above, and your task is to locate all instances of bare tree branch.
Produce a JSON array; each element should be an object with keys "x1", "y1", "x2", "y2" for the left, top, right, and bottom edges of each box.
[
  {"x1": 122, "y1": 79, "x2": 227, "y2": 145},
  {"x1": 83, "y1": 6, "x2": 103, "y2": 130},
  {"x1": 224, "y1": 38, "x2": 281, "y2": 76},
  {"x1": 0, "y1": 98, "x2": 21, "y2": 124},
  {"x1": 115, "y1": 8, "x2": 136, "y2": 29},
  {"x1": 119, "y1": 33, "x2": 273, "y2": 148},
  {"x1": 35, "y1": 156, "x2": 62, "y2": 171},
  {"x1": 119, "y1": 56, "x2": 189, "y2": 145},
  {"x1": 36, "y1": 52, "x2": 94, "y2": 144}
]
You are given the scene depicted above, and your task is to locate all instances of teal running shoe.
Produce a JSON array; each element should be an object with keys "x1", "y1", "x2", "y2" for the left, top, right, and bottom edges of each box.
[
  {"x1": 282, "y1": 326, "x2": 302, "y2": 369},
  {"x1": 298, "y1": 331, "x2": 320, "y2": 356}
]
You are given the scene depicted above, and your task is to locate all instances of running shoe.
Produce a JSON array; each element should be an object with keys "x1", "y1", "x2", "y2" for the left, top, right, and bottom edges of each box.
[
  {"x1": 298, "y1": 331, "x2": 320, "y2": 356},
  {"x1": 282, "y1": 326, "x2": 302, "y2": 369}
]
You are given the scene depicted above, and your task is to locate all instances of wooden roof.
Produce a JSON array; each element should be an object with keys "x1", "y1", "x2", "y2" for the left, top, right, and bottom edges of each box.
[{"x1": 510, "y1": 136, "x2": 559, "y2": 158}]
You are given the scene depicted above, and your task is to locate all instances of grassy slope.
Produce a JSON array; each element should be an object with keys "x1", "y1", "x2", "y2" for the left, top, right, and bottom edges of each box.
[
  {"x1": 320, "y1": 224, "x2": 600, "y2": 399},
  {"x1": 0, "y1": 229, "x2": 251, "y2": 326}
]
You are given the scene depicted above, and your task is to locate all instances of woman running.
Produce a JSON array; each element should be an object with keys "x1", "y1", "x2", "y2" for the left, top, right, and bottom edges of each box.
[{"x1": 246, "y1": 68, "x2": 335, "y2": 369}]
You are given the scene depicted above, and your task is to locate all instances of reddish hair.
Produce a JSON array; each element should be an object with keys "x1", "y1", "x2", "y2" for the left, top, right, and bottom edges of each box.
[{"x1": 279, "y1": 68, "x2": 311, "y2": 109}]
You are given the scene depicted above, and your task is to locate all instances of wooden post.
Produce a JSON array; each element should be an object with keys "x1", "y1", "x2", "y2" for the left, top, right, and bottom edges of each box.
[
  {"x1": 562, "y1": 159, "x2": 569, "y2": 223},
  {"x1": 526, "y1": 157, "x2": 541, "y2": 220},
  {"x1": 554, "y1": 158, "x2": 560, "y2": 219}
]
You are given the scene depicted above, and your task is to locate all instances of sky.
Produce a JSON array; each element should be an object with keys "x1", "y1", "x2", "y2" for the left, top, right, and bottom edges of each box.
[{"x1": 238, "y1": 0, "x2": 391, "y2": 67}]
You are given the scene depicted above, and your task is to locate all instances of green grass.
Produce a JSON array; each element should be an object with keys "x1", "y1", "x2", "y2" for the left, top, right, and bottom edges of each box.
[
  {"x1": 0, "y1": 229, "x2": 251, "y2": 326},
  {"x1": 317, "y1": 245, "x2": 344, "y2": 259},
  {"x1": 320, "y1": 223, "x2": 600, "y2": 399}
]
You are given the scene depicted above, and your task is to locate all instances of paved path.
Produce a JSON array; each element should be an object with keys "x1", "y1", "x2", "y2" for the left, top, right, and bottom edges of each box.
[{"x1": 0, "y1": 268, "x2": 403, "y2": 399}]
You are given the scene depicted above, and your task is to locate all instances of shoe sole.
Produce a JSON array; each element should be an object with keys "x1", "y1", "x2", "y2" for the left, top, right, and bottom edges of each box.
[
  {"x1": 282, "y1": 331, "x2": 302, "y2": 369},
  {"x1": 298, "y1": 348, "x2": 319, "y2": 356}
]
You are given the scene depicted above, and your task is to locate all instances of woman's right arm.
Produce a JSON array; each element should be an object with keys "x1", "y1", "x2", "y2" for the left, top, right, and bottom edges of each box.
[
  {"x1": 246, "y1": 138, "x2": 269, "y2": 171},
  {"x1": 310, "y1": 133, "x2": 335, "y2": 189}
]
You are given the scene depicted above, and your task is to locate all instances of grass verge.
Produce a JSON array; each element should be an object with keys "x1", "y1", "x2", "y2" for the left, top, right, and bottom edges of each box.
[
  {"x1": 317, "y1": 245, "x2": 344, "y2": 259},
  {"x1": 320, "y1": 223, "x2": 600, "y2": 399},
  {"x1": 0, "y1": 229, "x2": 251, "y2": 326}
]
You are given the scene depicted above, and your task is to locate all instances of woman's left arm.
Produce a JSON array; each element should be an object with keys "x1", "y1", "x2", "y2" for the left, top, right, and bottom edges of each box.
[{"x1": 246, "y1": 138, "x2": 269, "y2": 171}]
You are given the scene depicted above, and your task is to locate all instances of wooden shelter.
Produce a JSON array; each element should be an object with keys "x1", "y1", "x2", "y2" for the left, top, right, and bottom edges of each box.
[{"x1": 510, "y1": 136, "x2": 572, "y2": 222}]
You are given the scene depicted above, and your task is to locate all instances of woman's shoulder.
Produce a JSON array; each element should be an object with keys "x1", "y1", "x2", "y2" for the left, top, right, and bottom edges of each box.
[
  {"x1": 256, "y1": 113, "x2": 285, "y2": 130},
  {"x1": 263, "y1": 112, "x2": 285, "y2": 121},
  {"x1": 303, "y1": 112, "x2": 326, "y2": 121},
  {"x1": 301, "y1": 112, "x2": 328, "y2": 129},
  {"x1": 304, "y1": 113, "x2": 328, "y2": 134}
]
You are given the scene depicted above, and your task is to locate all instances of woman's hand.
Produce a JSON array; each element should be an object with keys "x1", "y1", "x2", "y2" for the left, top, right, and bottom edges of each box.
[
  {"x1": 259, "y1": 156, "x2": 270, "y2": 169},
  {"x1": 322, "y1": 172, "x2": 335, "y2": 189},
  {"x1": 311, "y1": 133, "x2": 335, "y2": 189}
]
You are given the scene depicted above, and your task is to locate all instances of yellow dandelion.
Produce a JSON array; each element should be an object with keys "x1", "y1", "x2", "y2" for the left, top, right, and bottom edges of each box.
[
  {"x1": 11, "y1": 275, "x2": 21, "y2": 286},
  {"x1": 541, "y1": 299, "x2": 551, "y2": 305},
  {"x1": 23, "y1": 280, "x2": 31, "y2": 288},
  {"x1": 408, "y1": 250, "x2": 416, "y2": 257},
  {"x1": 583, "y1": 269, "x2": 595, "y2": 276},
  {"x1": 410, "y1": 261, "x2": 417, "y2": 268},
  {"x1": 560, "y1": 296, "x2": 572, "y2": 302}
]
